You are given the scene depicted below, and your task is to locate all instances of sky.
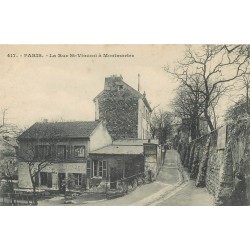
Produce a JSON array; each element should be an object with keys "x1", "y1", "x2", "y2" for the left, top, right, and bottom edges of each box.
[
  {"x1": 0, "y1": 45, "x2": 186, "y2": 129},
  {"x1": 0, "y1": 44, "x2": 242, "y2": 130}
]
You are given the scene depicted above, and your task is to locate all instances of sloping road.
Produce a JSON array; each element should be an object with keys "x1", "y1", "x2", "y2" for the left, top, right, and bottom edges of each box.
[
  {"x1": 97, "y1": 149, "x2": 214, "y2": 206},
  {"x1": 147, "y1": 150, "x2": 214, "y2": 206}
]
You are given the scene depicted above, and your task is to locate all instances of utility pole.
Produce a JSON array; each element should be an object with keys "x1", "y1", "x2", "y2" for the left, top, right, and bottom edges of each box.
[
  {"x1": 138, "y1": 73, "x2": 140, "y2": 92},
  {"x1": 1, "y1": 108, "x2": 8, "y2": 126}
]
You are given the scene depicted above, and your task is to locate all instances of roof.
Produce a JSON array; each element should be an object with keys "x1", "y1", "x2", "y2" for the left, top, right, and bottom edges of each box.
[
  {"x1": 18, "y1": 121, "x2": 100, "y2": 140},
  {"x1": 90, "y1": 145, "x2": 143, "y2": 155},
  {"x1": 113, "y1": 139, "x2": 159, "y2": 146},
  {"x1": 1, "y1": 137, "x2": 18, "y2": 147}
]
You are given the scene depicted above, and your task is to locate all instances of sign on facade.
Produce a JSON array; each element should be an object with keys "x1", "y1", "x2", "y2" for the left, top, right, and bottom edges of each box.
[{"x1": 217, "y1": 125, "x2": 227, "y2": 150}]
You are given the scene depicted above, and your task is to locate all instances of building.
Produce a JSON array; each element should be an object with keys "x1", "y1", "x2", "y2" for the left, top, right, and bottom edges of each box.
[
  {"x1": 17, "y1": 120, "x2": 112, "y2": 193},
  {"x1": 88, "y1": 139, "x2": 161, "y2": 189},
  {"x1": 0, "y1": 136, "x2": 18, "y2": 188},
  {"x1": 0, "y1": 136, "x2": 18, "y2": 168},
  {"x1": 93, "y1": 75, "x2": 152, "y2": 140}
]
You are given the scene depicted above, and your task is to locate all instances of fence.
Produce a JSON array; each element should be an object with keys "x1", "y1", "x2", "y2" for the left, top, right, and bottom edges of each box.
[
  {"x1": 0, "y1": 193, "x2": 35, "y2": 206},
  {"x1": 83, "y1": 171, "x2": 150, "y2": 200},
  {"x1": 0, "y1": 189, "x2": 54, "y2": 206}
]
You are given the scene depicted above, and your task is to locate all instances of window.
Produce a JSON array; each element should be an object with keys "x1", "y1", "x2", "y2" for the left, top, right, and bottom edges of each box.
[
  {"x1": 99, "y1": 161, "x2": 103, "y2": 177},
  {"x1": 40, "y1": 172, "x2": 52, "y2": 188},
  {"x1": 35, "y1": 145, "x2": 51, "y2": 161},
  {"x1": 57, "y1": 145, "x2": 66, "y2": 160},
  {"x1": 73, "y1": 173, "x2": 82, "y2": 186},
  {"x1": 40, "y1": 172, "x2": 47, "y2": 186},
  {"x1": 74, "y1": 146, "x2": 85, "y2": 158},
  {"x1": 92, "y1": 160, "x2": 107, "y2": 178}
]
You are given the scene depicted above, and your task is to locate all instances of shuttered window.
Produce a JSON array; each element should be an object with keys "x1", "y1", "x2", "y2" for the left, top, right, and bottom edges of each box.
[
  {"x1": 57, "y1": 145, "x2": 66, "y2": 160},
  {"x1": 92, "y1": 160, "x2": 108, "y2": 178},
  {"x1": 40, "y1": 172, "x2": 52, "y2": 188},
  {"x1": 73, "y1": 173, "x2": 82, "y2": 186}
]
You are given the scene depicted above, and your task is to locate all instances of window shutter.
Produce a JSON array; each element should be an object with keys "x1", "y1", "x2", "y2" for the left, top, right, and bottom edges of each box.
[
  {"x1": 87, "y1": 159, "x2": 92, "y2": 178},
  {"x1": 47, "y1": 173, "x2": 52, "y2": 188},
  {"x1": 103, "y1": 161, "x2": 108, "y2": 178},
  {"x1": 66, "y1": 145, "x2": 71, "y2": 160}
]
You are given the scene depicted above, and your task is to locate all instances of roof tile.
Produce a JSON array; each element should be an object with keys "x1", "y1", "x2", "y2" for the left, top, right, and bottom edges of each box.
[{"x1": 18, "y1": 121, "x2": 100, "y2": 139}]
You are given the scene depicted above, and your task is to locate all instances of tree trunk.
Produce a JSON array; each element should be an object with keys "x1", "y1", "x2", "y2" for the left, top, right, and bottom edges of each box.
[
  {"x1": 32, "y1": 184, "x2": 38, "y2": 206},
  {"x1": 6, "y1": 179, "x2": 15, "y2": 205},
  {"x1": 204, "y1": 103, "x2": 214, "y2": 131}
]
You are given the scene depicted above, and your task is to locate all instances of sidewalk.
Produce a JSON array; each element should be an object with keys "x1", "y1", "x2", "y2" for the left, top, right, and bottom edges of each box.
[{"x1": 155, "y1": 177, "x2": 214, "y2": 206}]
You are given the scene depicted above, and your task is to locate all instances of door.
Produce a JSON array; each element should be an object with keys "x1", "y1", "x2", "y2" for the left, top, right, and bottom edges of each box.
[
  {"x1": 110, "y1": 167, "x2": 117, "y2": 189},
  {"x1": 58, "y1": 173, "x2": 66, "y2": 194}
]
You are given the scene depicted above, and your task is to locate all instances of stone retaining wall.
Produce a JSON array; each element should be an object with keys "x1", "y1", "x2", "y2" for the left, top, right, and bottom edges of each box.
[{"x1": 178, "y1": 118, "x2": 250, "y2": 205}]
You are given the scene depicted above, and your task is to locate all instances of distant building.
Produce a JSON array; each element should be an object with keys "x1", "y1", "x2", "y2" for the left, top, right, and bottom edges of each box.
[
  {"x1": 0, "y1": 136, "x2": 18, "y2": 178},
  {"x1": 93, "y1": 75, "x2": 152, "y2": 140},
  {"x1": 17, "y1": 120, "x2": 112, "y2": 193}
]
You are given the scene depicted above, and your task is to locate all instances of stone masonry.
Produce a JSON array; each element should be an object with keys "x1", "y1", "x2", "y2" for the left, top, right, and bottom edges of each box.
[{"x1": 178, "y1": 118, "x2": 250, "y2": 205}]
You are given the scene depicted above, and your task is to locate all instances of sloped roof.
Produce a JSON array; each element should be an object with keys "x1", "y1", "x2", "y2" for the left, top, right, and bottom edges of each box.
[
  {"x1": 1, "y1": 137, "x2": 18, "y2": 147},
  {"x1": 18, "y1": 121, "x2": 100, "y2": 140},
  {"x1": 90, "y1": 145, "x2": 143, "y2": 155},
  {"x1": 113, "y1": 139, "x2": 159, "y2": 146}
]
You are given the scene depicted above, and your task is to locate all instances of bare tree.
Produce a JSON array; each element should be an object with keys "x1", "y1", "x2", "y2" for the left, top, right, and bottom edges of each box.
[
  {"x1": 241, "y1": 73, "x2": 250, "y2": 115},
  {"x1": 171, "y1": 81, "x2": 205, "y2": 139},
  {"x1": 17, "y1": 123, "x2": 63, "y2": 205},
  {"x1": 0, "y1": 107, "x2": 21, "y2": 137},
  {"x1": 150, "y1": 109, "x2": 174, "y2": 144},
  {"x1": 166, "y1": 45, "x2": 250, "y2": 131}
]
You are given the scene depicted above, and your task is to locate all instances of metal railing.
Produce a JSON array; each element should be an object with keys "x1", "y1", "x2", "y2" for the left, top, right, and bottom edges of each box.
[
  {"x1": 85, "y1": 171, "x2": 150, "y2": 200},
  {"x1": 0, "y1": 189, "x2": 54, "y2": 206},
  {"x1": 0, "y1": 193, "x2": 35, "y2": 206}
]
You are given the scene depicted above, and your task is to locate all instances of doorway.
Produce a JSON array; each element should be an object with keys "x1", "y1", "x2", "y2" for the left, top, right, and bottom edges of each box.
[
  {"x1": 110, "y1": 167, "x2": 117, "y2": 189},
  {"x1": 58, "y1": 173, "x2": 66, "y2": 194}
]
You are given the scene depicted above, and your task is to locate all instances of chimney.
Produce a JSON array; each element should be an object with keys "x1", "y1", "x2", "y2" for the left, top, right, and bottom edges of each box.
[{"x1": 104, "y1": 75, "x2": 123, "y2": 90}]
